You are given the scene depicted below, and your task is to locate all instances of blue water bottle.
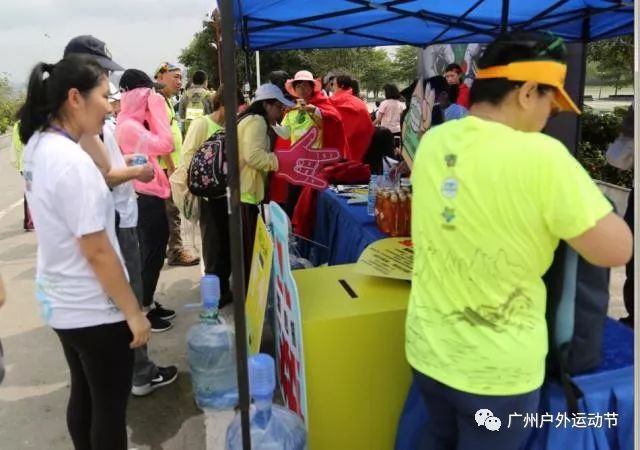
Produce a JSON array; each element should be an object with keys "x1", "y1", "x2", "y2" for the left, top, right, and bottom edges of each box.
[
  {"x1": 367, "y1": 174, "x2": 378, "y2": 216},
  {"x1": 187, "y1": 275, "x2": 239, "y2": 409},
  {"x1": 225, "y1": 354, "x2": 307, "y2": 450}
]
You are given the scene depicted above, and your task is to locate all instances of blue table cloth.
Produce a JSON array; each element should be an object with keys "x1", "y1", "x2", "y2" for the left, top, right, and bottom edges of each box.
[
  {"x1": 309, "y1": 189, "x2": 385, "y2": 266},
  {"x1": 395, "y1": 319, "x2": 634, "y2": 450}
]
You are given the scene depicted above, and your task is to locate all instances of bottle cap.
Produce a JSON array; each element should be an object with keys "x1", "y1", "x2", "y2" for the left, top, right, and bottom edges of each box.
[
  {"x1": 249, "y1": 353, "x2": 276, "y2": 399},
  {"x1": 200, "y1": 275, "x2": 220, "y2": 308}
]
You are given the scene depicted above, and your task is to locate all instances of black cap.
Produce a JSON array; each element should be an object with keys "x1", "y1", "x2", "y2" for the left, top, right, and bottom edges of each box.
[
  {"x1": 64, "y1": 35, "x2": 123, "y2": 71},
  {"x1": 119, "y1": 69, "x2": 164, "y2": 92}
]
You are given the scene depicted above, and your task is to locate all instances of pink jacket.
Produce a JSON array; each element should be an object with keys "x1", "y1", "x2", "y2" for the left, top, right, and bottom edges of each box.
[{"x1": 115, "y1": 88, "x2": 174, "y2": 199}]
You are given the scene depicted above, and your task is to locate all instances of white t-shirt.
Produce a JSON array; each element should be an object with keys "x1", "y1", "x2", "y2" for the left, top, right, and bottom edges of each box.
[
  {"x1": 103, "y1": 120, "x2": 138, "y2": 228},
  {"x1": 23, "y1": 131, "x2": 126, "y2": 329},
  {"x1": 377, "y1": 99, "x2": 406, "y2": 133}
]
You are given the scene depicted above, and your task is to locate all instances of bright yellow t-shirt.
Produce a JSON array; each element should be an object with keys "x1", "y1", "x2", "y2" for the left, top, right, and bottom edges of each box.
[
  {"x1": 406, "y1": 116, "x2": 612, "y2": 396},
  {"x1": 160, "y1": 99, "x2": 182, "y2": 169}
]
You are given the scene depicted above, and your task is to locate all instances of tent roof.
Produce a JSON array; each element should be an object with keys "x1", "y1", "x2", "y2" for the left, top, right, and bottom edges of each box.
[{"x1": 233, "y1": 0, "x2": 633, "y2": 50}]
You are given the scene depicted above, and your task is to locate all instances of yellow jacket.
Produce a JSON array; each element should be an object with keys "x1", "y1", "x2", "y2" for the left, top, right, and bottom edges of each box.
[{"x1": 238, "y1": 115, "x2": 278, "y2": 204}]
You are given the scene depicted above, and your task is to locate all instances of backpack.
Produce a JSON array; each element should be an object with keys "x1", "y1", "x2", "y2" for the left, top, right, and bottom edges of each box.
[
  {"x1": 184, "y1": 91, "x2": 207, "y2": 133},
  {"x1": 543, "y1": 241, "x2": 610, "y2": 413},
  {"x1": 188, "y1": 130, "x2": 227, "y2": 199}
]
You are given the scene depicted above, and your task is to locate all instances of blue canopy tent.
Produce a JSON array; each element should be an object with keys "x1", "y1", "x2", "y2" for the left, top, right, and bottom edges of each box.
[
  {"x1": 232, "y1": 0, "x2": 633, "y2": 50},
  {"x1": 218, "y1": 1, "x2": 634, "y2": 448}
]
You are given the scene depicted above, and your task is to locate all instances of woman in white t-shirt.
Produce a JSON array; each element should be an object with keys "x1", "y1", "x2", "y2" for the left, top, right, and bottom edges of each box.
[
  {"x1": 18, "y1": 54, "x2": 150, "y2": 450},
  {"x1": 374, "y1": 83, "x2": 406, "y2": 135}
]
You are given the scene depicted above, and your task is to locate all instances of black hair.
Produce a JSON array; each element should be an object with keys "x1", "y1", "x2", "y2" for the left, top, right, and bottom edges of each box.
[
  {"x1": 292, "y1": 80, "x2": 315, "y2": 91},
  {"x1": 267, "y1": 70, "x2": 289, "y2": 94},
  {"x1": 238, "y1": 99, "x2": 279, "y2": 151},
  {"x1": 211, "y1": 85, "x2": 224, "y2": 111},
  {"x1": 470, "y1": 31, "x2": 566, "y2": 107},
  {"x1": 237, "y1": 88, "x2": 246, "y2": 106},
  {"x1": 447, "y1": 83, "x2": 460, "y2": 104},
  {"x1": 445, "y1": 63, "x2": 463, "y2": 74},
  {"x1": 427, "y1": 76, "x2": 449, "y2": 98},
  {"x1": 383, "y1": 83, "x2": 401, "y2": 100},
  {"x1": 17, "y1": 54, "x2": 107, "y2": 144},
  {"x1": 335, "y1": 74, "x2": 352, "y2": 90},
  {"x1": 351, "y1": 79, "x2": 360, "y2": 97},
  {"x1": 192, "y1": 70, "x2": 207, "y2": 85},
  {"x1": 363, "y1": 127, "x2": 396, "y2": 175}
]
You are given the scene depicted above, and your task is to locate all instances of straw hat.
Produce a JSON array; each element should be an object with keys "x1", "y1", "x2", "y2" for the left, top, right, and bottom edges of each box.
[{"x1": 285, "y1": 70, "x2": 322, "y2": 98}]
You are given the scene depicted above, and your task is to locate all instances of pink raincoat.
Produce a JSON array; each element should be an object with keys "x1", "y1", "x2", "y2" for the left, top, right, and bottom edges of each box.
[{"x1": 115, "y1": 88, "x2": 174, "y2": 199}]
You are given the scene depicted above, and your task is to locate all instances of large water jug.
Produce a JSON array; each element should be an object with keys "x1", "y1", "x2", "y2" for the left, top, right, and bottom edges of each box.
[
  {"x1": 187, "y1": 275, "x2": 239, "y2": 409},
  {"x1": 226, "y1": 354, "x2": 307, "y2": 450}
]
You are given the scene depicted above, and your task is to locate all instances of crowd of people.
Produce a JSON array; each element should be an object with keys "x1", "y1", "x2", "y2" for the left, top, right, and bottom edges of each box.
[{"x1": 0, "y1": 29, "x2": 635, "y2": 450}]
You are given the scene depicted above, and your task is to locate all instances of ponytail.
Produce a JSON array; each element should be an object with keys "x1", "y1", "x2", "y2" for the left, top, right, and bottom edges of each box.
[{"x1": 17, "y1": 55, "x2": 107, "y2": 144}]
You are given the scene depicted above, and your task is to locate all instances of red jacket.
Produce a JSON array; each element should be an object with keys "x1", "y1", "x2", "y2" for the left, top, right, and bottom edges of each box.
[
  {"x1": 329, "y1": 89, "x2": 374, "y2": 163},
  {"x1": 457, "y1": 83, "x2": 471, "y2": 109}
]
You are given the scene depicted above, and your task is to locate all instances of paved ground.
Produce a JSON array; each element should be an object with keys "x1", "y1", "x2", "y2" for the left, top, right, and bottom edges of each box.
[
  {"x1": 0, "y1": 141, "x2": 239, "y2": 449},
  {"x1": 0, "y1": 136, "x2": 630, "y2": 449}
]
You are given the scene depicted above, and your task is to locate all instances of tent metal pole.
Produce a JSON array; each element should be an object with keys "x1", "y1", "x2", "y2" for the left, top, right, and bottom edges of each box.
[
  {"x1": 574, "y1": 17, "x2": 590, "y2": 155},
  {"x1": 501, "y1": 0, "x2": 509, "y2": 32},
  {"x1": 634, "y1": 0, "x2": 639, "y2": 448},
  {"x1": 220, "y1": 1, "x2": 251, "y2": 449}
]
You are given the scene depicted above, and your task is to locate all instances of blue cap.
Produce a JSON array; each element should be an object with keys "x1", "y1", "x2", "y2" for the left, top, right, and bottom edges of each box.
[
  {"x1": 249, "y1": 354, "x2": 276, "y2": 399},
  {"x1": 200, "y1": 275, "x2": 220, "y2": 308}
]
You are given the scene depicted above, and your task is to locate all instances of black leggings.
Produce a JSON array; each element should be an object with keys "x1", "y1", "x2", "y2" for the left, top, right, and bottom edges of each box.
[
  {"x1": 55, "y1": 322, "x2": 134, "y2": 450},
  {"x1": 137, "y1": 194, "x2": 170, "y2": 307}
]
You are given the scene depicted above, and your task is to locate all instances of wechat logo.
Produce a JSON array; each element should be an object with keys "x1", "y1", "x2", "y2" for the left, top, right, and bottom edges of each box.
[{"x1": 475, "y1": 408, "x2": 502, "y2": 431}]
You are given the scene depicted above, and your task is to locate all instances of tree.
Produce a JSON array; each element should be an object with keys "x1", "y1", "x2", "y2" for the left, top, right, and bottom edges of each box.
[
  {"x1": 178, "y1": 22, "x2": 220, "y2": 87},
  {"x1": 392, "y1": 46, "x2": 419, "y2": 84},
  {"x1": 587, "y1": 36, "x2": 633, "y2": 95},
  {"x1": 0, "y1": 75, "x2": 23, "y2": 134}
]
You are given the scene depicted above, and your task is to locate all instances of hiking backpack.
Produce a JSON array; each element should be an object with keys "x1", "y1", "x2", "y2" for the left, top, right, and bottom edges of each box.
[
  {"x1": 543, "y1": 241, "x2": 611, "y2": 413},
  {"x1": 188, "y1": 130, "x2": 227, "y2": 199},
  {"x1": 184, "y1": 91, "x2": 207, "y2": 133}
]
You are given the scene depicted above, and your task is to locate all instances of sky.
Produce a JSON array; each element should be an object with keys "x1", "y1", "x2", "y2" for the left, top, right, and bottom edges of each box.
[{"x1": 0, "y1": 0, "x2": 215, "y2": 86}]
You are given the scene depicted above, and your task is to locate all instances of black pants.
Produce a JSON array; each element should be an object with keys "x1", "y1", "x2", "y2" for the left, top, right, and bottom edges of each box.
[
  {"x1": 623, "y1": 187, "x2": 634, "y2": 319},
  {"x1": 137, "y1": 194, "x2": 169, "y2": 307},
  {"x1": 199, "y1": 197, "x2": 232, "y2": 295},
  {"x1": 55, "y1": 322, "x2": 134, "y2": 450}
]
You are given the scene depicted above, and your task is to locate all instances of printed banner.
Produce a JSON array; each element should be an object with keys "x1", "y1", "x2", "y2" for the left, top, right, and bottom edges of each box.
[
  {"x1": 270, "y1": 202, "x2": 308, "y2": 424},
  {"x1": 245, "y1": 215, "x2": 274, "y2": 355},
  {"x1": 420, "y1": 43, "x2": 484, "y2": 83},
  {"x1": 355, "y1": 238, "x2": 414, "y2": 281}
]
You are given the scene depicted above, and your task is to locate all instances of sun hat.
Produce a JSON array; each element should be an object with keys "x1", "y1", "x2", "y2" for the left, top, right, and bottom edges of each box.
[
  {"x1": 253, "y1": 83, "x2": 295, "y2": 107},
  {"x1": 285, "y1": 70, "x2": 322, "y2": 99}
]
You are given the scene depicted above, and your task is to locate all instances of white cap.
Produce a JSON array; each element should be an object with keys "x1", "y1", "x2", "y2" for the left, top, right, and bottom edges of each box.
[
  {"x1": 108, "y1": 82, "x2": 121, "y2": 102},
  {"x1": 252, "y1": 83, "x2": 294, "y2": 108}
]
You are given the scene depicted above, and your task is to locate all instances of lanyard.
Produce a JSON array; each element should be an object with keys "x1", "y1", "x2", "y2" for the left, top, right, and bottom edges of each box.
[{"x1": 48, "y1": 125, "x2": 78, "y2": 143}]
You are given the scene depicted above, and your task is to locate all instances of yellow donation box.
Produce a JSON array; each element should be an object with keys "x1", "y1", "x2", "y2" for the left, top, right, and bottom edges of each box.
[{"x1": 293, "y1": 264, "x2": 412, "y2": 450}]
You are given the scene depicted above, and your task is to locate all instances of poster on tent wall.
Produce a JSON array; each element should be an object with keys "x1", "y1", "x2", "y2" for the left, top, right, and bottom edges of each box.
[
  {"x1": 401, "y1": 79, "x2": 434, "y2": 168},
  {"x1": 269, "y1": 201, "x2": 308, "y2": 425},
  {"x1": 419, "y1": 43, "x2": 485, "y2": 85}
]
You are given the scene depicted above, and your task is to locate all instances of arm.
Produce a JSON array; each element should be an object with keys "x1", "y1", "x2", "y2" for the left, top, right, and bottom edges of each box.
[
  {"x1": 79, "y1": 134, "x2": 111, "y2": 176},
  {"x1": 567, "y1": 212, "x2": 632, "y2": 267},
  {"x1": 181, "y1": 118, "x2": 210, "y2": 168},
  {"x1": 105, "y1": 164, "x2": 154, "y2": 187},
  {"x1": 375, "y1": 101, "x2": 386, "y2": 126},
  {"x1": 240, "y1": 117, "x2": 279, "y2": 171},
  {"x1": 79, "y1": 231, "x2": 150, "y2": 348},
  {"x1": 179, "y1": 93, "x2": 187, "y2": 120}
]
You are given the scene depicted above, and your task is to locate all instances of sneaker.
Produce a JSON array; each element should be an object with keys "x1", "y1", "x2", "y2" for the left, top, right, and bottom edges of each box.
[
  {"x1": 147, "y1": 312, "x2": 173, "y2": 333},
  {"x1": 153, "y1": 301, "x2": 176, "y2": 320},
  {"x1": 167, "y1": 250, "x2": 200, "y2": 267},
  {"x1": 131, "y1": 365, "x2": 179, "y2": 397}
]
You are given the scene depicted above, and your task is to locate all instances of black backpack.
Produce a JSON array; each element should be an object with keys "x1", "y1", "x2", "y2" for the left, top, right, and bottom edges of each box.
[
  {"x1": 188, "y1": 130, "x2": 227, "y2": 199},
  {"x1": 543, "y1": 241, "x2": 610, "y2": 413}
]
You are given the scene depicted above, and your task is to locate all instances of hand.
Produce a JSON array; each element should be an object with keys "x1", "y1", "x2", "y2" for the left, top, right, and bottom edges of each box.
[
  {"x1": 275, "y1": 128, "x2": 341, "y2": 189},
  {"x1": 303, "y1": 105, "x2": 317, "y2": 115},
  {"x1": 135, "y1": 163, "x2": 155, "y2": 183},
  {"x1": 127, "y1": 312, "x2": 151, "y2": 349}
]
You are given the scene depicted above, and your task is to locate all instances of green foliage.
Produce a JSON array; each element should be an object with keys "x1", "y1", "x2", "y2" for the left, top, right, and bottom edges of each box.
[
  {"x1": 586, "y1": 36, "x2": 633, "y2": 94},
  {"x1": 392, "y1": 46, "x2": 418, "y2": 84},
  {"x1": 0, "y1": 76, "x2": 23, "y2": 134},
  {"x1": 178, "y1": 23, "x2": 220, "y2": 87},
  {"x1": 577, "y1": 107, "x2": 632, "y2": 188}
]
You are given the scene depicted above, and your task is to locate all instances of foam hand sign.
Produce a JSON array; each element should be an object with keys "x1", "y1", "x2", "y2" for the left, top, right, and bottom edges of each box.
[{"x1": 275, "y1": 128, "x2": 341, "y2": 189}]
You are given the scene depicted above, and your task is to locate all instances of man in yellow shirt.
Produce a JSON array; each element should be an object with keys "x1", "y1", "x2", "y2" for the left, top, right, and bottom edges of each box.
[
  {"x1": 407, "y1": 32, "x2": 632, "y2": 450},
  {"x1": 155, "y1": 62, "x2": 199, "y2": 267}
]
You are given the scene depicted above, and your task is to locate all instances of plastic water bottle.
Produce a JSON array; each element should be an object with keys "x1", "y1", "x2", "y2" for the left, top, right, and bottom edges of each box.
[
  {"x1": 187, "y1": 275, "x2": 239, "y2": 409},
  {"x1": 367, "y1": 174, "x2": 378, "y2": 216},
  {"x1": 225, "y1": 354, "x2": 307, "y2": 450}
]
